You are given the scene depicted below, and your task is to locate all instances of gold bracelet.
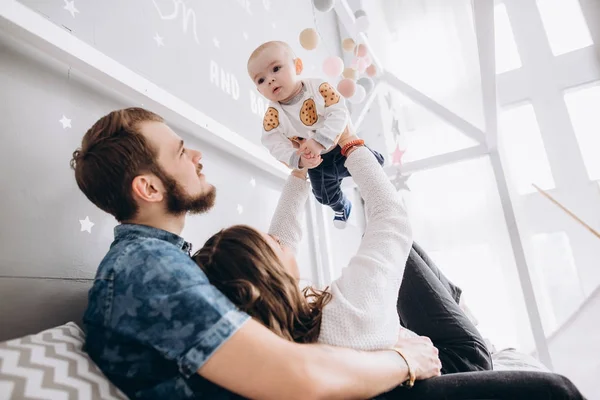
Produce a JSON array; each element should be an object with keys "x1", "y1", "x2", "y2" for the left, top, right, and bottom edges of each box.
[{"x1": 391, "y1": 347, "x2": 415, "y2": 388}]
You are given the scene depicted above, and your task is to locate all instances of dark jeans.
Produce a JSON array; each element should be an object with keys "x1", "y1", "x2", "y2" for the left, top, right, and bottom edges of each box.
[
  {"x1": 376, "y1": 242, "x2": 586, "y2": 399},
  {"x1": 398, "y1": 242, "x2": 492, "y2": 374},
  {"x1": 307, "y1": 145, "x2": 385, "y2": 212},
  {"x1": 380, "y1": 370, "x2": 584, "y2": 400}
]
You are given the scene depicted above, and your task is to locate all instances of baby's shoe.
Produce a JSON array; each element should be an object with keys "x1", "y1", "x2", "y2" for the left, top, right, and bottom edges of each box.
[{"x1": 333, "y1": 201, "x2": 352, "y2": 229}]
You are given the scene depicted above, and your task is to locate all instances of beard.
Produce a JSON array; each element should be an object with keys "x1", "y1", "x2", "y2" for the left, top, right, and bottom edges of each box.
[{"x1": 159, "y1": 168, "x2": 216, "y2": 216}]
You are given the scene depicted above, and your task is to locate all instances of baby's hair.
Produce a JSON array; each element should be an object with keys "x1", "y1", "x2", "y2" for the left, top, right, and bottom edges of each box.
[{"x1": 247, "y1": 41, "x2": 296, "y2": 68}]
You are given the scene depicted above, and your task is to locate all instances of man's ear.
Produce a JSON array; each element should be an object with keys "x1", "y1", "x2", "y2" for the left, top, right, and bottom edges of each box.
[
  {"x1": 131, "y1": 174, "x2": 164, "y2": 204},
  {"x1": 295, "y1": 58, "x2": 304, "y2": 75}
]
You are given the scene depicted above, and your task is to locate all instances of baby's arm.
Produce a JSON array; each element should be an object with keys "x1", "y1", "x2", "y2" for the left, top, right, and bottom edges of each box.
[
  {"x1": 314, "y1": 81, "x2": 349, "y2": 148},
  {"x1": 298, "y1": 81, "x2": 349, "y2": 159},
  {"x1": 297, "y1": 138, "x2": 326, "y2": 159},
  {"x1": 262, "y1": 107, "x2": 300, "y2": 169}
]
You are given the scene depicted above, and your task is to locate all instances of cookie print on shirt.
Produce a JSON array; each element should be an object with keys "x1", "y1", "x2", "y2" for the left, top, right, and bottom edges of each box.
[
  {"x1": 264, "y1": 107, "x2": 280, "y2": 131},
  {"x1": 319, "y1": 82, "x2": 341, "y2": 107},
  {"x1": 300, "y1": 99, "x2": 318, "y2": 126}
]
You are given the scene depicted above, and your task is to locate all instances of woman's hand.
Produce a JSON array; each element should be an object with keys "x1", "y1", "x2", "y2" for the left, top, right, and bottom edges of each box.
[
  {"x1": 337, "y1": 124, "x2": 360, "y2": 149},
  {"x1": 394, "y1": 336, "x2": 442, "y2": 381},
  {"x1": 299, "y1": 153, "x2": 323, "y2": 169},
  {"x1": 291, "y1": 167, "x2": 308, "y2": 180}
]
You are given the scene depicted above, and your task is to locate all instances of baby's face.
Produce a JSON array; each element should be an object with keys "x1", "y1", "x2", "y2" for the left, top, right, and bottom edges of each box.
[{"x1": 248, "y1": 46, "x2": 299, "y2": 102}]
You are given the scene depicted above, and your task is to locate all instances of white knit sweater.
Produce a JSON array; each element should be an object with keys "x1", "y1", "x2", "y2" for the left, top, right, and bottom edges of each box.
[{"x1": 268, "y1": 146, "x2": 414, "y2": 350}]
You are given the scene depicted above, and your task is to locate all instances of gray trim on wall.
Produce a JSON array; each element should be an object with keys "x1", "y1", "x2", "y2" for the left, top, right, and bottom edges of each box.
[{"x1": 0, "y1": 277, "x2": 91, "y2": 342}]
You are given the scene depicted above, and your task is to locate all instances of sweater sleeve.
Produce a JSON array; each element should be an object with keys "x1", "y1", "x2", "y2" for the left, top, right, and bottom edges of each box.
[
  {"x1": 318, "y1": 146, "x2": 413, "y2": 350},
  {"x1": 261, "y1": 106, "x2": 300, "y2": 169},
  {"x1": 267, "y1": 174, "x2": 311, "y2": 254},
  {"x1": 310, "y1": 80, "x2": 349, "y2": 149}
]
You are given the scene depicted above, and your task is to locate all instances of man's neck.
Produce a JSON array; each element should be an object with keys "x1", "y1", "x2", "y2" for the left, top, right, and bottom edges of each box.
[{"x1": 124, "y1": 213, "x2": 186, "y2": 236}]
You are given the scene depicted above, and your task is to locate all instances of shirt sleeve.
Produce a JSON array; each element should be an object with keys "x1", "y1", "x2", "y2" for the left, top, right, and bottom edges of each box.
[
  {"x1": 318, "y1": 147, "x2": 413, "y2": 350},
  {"x1": 268, "y1": 174, "x2": 311, "y2": 254},
  {"x1": 261, "y1": 106, "x2": 299, "y2": 169},
  {"x1": 312, "y1": 80, "x2": 349, "y2": 149},
  {"x1": 108, "y1": 242, "x2": 250, "y2": 378}
]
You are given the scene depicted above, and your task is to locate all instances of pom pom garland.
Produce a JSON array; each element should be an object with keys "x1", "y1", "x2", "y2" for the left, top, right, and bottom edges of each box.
[
  {"x1": 299, "y1": 28, "x2": 319, "y2": 50},
  {"x1": 337, "y1": 78, "x2": 356, "y2": 98}
]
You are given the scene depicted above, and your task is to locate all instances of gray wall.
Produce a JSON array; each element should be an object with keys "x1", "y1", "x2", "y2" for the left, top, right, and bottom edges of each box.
[
  {"x1": 0, "y1": 0, "x2": 365, "y2": 342},
  {"x1": 15, "y1": 0, "x2": 343, "y2": 147},
  {"x1": 0, "y1": 33, "x2": 314, "y2": 341}
]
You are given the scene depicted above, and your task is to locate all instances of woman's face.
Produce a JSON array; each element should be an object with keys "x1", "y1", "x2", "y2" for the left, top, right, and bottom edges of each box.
[{"x1": 262, "y1": 231, "x2": 300, "y2": 281}]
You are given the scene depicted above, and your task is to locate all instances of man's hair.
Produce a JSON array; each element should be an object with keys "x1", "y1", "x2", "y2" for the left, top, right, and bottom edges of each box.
[
  {"x1": 70, "y1": 107, "x2": 164, "y2": 222},
  {"x1": 247, "y1": 41, "x2": 295, "y2": 71},
  {"x1": 193, "y1": 225, "x2": 331, "y2": 343}
]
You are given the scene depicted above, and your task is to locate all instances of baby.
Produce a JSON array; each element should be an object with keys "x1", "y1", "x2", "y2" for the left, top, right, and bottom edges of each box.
[{"x1": 247, "y1": 41, "x2": 384, "y2": 228}]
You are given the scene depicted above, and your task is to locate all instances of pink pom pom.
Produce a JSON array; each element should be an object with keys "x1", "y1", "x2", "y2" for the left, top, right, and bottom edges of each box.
[
  {"x1": 350, "y1": 57, "x2": 359, "y2": 69},
  {"x1": 322, "y1": 56, "x2": 344, "y2": 78},
  {"x1": 366, "y1": 64, "x2": 377, "y2": 77},
  {"x1": 363, "y1": 54, "x2": 372, "y2": 66},
  {"x1": 357, "y1": 58, "x2": 369, "y2": 73},
  {"x1": 356, "y1": 43, "x2": 368, "y2": 57},
  {"x1": 337, "y1": 78, "x2": 356, "y2": 98}
]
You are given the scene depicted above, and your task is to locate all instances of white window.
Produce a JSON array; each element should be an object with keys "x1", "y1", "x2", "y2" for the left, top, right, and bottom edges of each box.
[
  {"x1": 564, "y1": 82, "x2": 600, "y2": 181},
  {"x1": 499, "y1": 103, "x2": 555, "y2": 195},
  {"x1": 402, "y1": 157, "x2": 535, "y2": 352},
  {"x1": 530, "y1": 232, "x2": 584, "y2": 335},
  {"x1": 494, "y1": 3, "x2": 522, "y2": 74},
  {"x1": 536, "y1": 0, "x2": 593, "y2": 56}
]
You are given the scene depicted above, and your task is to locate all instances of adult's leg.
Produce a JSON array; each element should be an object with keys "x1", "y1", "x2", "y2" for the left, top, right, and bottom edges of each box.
[
  {"x1": 397, "y1": 245, "x2": 492, "y2": 373},
  {"x1": 412, "y1": 241, "x2": 462, "y2": 303},
  {"x1": 412, "y1": 241, "x2": 481, "y2": 326},
  {"x1": 376, "y1": 370, "x2": 585, "y2": 400}
]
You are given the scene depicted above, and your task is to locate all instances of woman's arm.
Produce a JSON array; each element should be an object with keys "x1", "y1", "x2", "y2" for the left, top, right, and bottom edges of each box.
[
  {"x1": 319, "y1": 143, "x2": 413, "y2": 349},
  {"x1": 267, "y1": 168, "x2": 311, "y2": 254}
]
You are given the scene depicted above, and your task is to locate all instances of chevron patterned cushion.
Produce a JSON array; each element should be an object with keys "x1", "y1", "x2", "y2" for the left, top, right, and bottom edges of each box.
[{"x1": 0, "y1": 322, "x2": 128, "y2": 400}]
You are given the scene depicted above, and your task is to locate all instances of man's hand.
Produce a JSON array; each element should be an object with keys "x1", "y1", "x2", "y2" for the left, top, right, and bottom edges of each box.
[
  {"x1": 298, "y1": 138, "x2": 325, "y2": 158},
  {"x1": 394, "y1": 336, "x2": 442, "y2": 381},
  {"x1": 299, "y1": 153, "x2": 322, "y2": 169}
]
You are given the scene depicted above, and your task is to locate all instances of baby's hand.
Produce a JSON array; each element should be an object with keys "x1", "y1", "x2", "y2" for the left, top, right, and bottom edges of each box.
[
  {"x1": 299, "y1": 153, "x2": 322, "y2": 169},
  {"x1": 298, "y1": 138, "x2": 325, "y2": 159}
]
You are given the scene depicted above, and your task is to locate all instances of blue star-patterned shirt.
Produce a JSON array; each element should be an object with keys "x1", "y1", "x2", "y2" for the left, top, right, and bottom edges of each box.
[{"x1": 83, "y1": 223, "x2": 250, "y2": 399}]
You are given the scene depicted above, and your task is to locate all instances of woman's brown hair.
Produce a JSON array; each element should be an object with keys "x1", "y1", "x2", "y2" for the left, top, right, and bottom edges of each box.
[{"x1": 192, "y1": 225, "x2": 331, "y2": 343}]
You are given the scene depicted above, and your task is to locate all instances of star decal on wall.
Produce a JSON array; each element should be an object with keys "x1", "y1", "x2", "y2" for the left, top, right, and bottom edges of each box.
[
  {"x1": 249, "y1": 177, "x2": 256, "y2": 187},
  {"x1": 63, "y1": 0, "x2": 79, "y2": 18},
  {"x1": 213, "y1": 37, "x2": 220, "y2": 48},
  {"x1": 391, "y1": 117, "x2": 402, "y2": 142},
  {"x1": 391, "y1": 169, "x2": 412, "y2": 192},
  {"x1": 391, "y1": 143, "x2": 406, "y2": 166},
  {"x1": 243, "y1": 32, "x2": 249, "y2": 41},
  {"x1": 153, "y1": 33, "x2": 164, "y2": 47},
  {"x1": 237, "y1": 204, "x2": 244, "y2": 214},
  {"x1": 79, "y1": 216, "x2": 94, "y2": 233},
  {"x1": 59, "y1": 115, "x2": 72, "y2": 129}
]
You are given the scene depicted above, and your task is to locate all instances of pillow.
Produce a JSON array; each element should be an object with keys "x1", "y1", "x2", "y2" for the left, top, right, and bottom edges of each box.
[
  {"x1": 0, "y1": 322, "x2": 128, "y2": 399},
  {"x1": 492, "y1": 348, "x2": 551, "y2": 372}
]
